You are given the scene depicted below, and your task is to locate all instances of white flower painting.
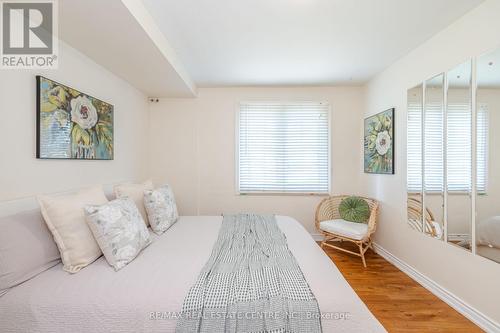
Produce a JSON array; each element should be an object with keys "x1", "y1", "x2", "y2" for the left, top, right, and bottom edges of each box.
[
  {"x1": 37, "y1": 76, "x2": 114, "y2": 160},
  {"x1": 364, "y1": 108, "x2": 394, "y2": 174}
]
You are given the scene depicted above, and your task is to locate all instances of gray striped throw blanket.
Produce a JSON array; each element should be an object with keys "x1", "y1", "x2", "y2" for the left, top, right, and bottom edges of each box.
[{"x1": 176, "y1": 213, "x2": 321, "y2": 333}]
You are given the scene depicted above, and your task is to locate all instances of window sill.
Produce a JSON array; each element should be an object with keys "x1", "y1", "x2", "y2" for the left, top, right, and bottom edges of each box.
[
  {"x1": 238, "y1": 192, "x2": 330, "y2": 197},
  {"x1": 407, "y1": 191, "x2": 487, "y2": 196}
]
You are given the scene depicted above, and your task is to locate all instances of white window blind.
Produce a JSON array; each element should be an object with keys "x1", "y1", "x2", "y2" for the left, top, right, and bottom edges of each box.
[
  {"x1": 424, "y1": 103, "x2": 444, "y2": 192},
  {"x1": 407, "y1": 103, "x2": 488, "y2": 193},
  {"x1": 447, "y1": 103, "x2": 472, "y2": 192},
  {"x1": 476, "y1": 105, "x2": 489, "y2": 193},
  {"x1": 407, "y1": 103, "x2": 423, "y2": 192},
  {"x1": 238, "y1": 102, "x2": 330, "y2": 194}
]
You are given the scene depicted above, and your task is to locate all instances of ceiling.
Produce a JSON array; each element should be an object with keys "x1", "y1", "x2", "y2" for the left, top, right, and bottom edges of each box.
[
  {"x1": 142, "y1": 0, "x2": 484, "y2": 87},
  {"x1": 478, "y1": 47, "x2": 500, "y2": 88},
  {"x1": 59, "y1": 0, "x2": 196, "y2": 97},
  {"x1": 425, "y1": 47, "x2": 500, "y2": 88}
]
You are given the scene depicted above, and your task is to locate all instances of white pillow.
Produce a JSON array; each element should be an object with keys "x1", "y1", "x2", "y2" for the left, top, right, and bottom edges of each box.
[
  {"x1": 37, "y1": 186, "x2": 108, "y2": 273},
  {"x1": 84, "y1": 197, "x2": 151, "y2": 271},
  {"x1": 144, "y1": 185, "x2": 179, "y2": 235},
  {"x1": 0, "y1": 209, "x2": 61, "y2": 296},
  {"x1": 114, "y1": 180, "x2": 153, "y2": 226}
]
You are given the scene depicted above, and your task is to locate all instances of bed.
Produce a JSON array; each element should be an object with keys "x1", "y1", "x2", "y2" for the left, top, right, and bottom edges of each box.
[
  {"x1": 476, "y1": 216, "x2": 500, "y2": 263},
  {"x1": 0, "y1": 215, "x2": 386, "y2": 333}
]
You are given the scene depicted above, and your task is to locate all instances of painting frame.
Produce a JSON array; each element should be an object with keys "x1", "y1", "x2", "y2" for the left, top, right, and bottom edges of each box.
[
  {"x1": 364, "y1": 108, "x2": 395, "y2": 174},
  {"x1": 36, "y1": 75, "x2": 114, "y2": 160}
]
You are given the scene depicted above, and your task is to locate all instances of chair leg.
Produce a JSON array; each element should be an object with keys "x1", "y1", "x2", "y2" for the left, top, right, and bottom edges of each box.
[
  {"x1": 320, "y1": 233, "x2": 369, "y2": 267},
  {"x1": 359, "y1": 242, "x2": 367, "y2": 268}
]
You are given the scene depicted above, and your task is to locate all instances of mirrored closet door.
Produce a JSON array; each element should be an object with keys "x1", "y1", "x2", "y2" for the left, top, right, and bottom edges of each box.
[
  {"x1": 407, "y1": 85, "x2": 424, "y2": 233},
  {"x1": 446, "y1": 61, "x2": 472, "y2": 251},
  {"x1": 406, "y1": 77, "x2": 446, "y2": 241},
  {"x1": 476, "y1": 47, "x2": 500, "y2": 263},
  {"x1": 424, "y1": 74, "x2": 445, "y2": 240},
  {"x1": 407, "y1": 45, "x2": 500, "y2": 264}
]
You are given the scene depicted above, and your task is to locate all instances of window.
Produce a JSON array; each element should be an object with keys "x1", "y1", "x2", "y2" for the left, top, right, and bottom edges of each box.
[
  {"x1": 238, "y1": 102, "x2": 330, "y2": 194},
  {"x1": 407, "y1": 103, "x2": 488, "y2": 193}
]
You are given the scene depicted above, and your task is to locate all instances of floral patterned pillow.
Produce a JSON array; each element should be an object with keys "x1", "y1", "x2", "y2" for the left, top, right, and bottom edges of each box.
[
  {"x1": 143, "y1": 185, "x2": 179, "y2": 235},
  {"x1": 84, "y1": 197, "x2": 151, "y2": 271}
]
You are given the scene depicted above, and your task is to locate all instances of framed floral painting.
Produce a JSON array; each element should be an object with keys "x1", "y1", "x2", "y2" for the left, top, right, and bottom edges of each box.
[
  {"x1": 364, "y1": 108, "x2": 394, "y2": 174},
  {"x1": 36, "y1": 76, "x2": 114, "y2": 160}
]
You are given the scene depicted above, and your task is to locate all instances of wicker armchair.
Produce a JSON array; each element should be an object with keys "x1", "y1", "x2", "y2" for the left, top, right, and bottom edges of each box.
[
  {"x1": 407, "y1": 197, "x2": 439, "y2": 238},
  {"x1": 315, "y1": 196, "x2": 379, "y2": 267}
]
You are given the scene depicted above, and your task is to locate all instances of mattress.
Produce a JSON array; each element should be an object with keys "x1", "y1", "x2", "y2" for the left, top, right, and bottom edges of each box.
[
  {"x1": 0, "y1": 216, "x2": 386, "y2": 333},
  {"x1": 477, "y1": 216, "x2": 500, "y2": 249},
  {"x1": 477, "y1": 245, "x2": 500, "y2": 263}
]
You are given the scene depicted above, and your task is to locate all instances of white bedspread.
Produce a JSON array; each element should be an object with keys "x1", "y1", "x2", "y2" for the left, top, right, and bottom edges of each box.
[
  {"x1": 477, "y1": 216, "x2": 500, "y2": 249},
  {"x1": 0, "y1": 216, "x2": 386, "y2": 333}
]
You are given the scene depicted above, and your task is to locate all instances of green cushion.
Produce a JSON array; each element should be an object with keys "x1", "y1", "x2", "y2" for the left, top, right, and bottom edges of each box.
[{"x1": 338, "y1": 196, "x2": 370, "y2": 224}]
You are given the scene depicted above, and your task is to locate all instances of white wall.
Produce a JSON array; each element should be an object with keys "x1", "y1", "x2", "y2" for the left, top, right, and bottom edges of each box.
[
  {"x1": 0, "y1": 41, "x2": 150, "y2": 201},
  {"x1": 149, "y1": 87, "x2": 364, "y2": 233},
  {"x1": 362, "y1": 0, "x2": 500, "y2": 325}
]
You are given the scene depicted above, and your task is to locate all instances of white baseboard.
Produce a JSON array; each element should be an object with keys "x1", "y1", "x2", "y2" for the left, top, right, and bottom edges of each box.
[{"x1": 372, "y1": 243, "x2": 500, "y2": 333}]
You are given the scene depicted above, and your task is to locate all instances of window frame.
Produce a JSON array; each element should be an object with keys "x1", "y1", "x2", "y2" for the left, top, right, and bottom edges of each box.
[{"x1": 235, "y1": 100, "x2": 332, "y2": 196}]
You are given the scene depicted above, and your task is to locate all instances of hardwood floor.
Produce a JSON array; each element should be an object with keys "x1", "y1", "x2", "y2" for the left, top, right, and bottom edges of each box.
[{"x1": 319, "y1": 241, "x2": 483, "y2": 333}]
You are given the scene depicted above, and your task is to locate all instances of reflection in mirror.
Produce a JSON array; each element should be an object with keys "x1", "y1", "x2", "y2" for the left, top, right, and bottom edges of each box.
[
  {"x1": 423, "y1": 74, "x2": 444, "y2": 240},
  {"x1": 476, "y1": 47, "x2": 500, "y2": 263},
  {"x1": 407, "y1": 85, "x2": 423, "y2": 233},
  {"x1": 447, "y1": 60, "x2": 472, "y2": 251}
]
